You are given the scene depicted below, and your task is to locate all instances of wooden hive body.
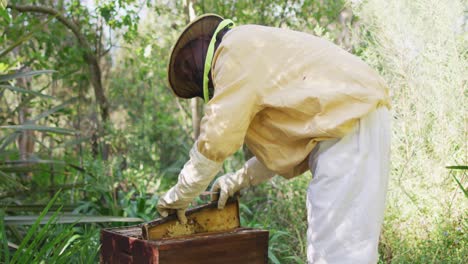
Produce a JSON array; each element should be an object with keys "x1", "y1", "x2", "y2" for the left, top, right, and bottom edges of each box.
[{"x1": 100, "y1": 225, "x2": 269, "y2": 264}]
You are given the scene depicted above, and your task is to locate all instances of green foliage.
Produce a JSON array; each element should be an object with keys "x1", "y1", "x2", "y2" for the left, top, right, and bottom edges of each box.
[
  {"x1": 192, "y1": 0, "x2": 348, "y2": 40},
  {"x1": 0, "y1": 70, "x2": 64, "y2": 187},
  {"x1": 97, "y1": 1, "x2": 140, "y2": 42},
  {"x1": 351, "y1": 0, "x2": 467, "y2": 262},
  {"x1": 378, "y1": 209, "x2": 467, "y2": 263},
  {"x1": 0, "y1": 15, "x2": 144, "y2": 261},
  {"x1": 237, "y1": 174, "x2": 309, "y2": 263},
  {"x1": 0, "y1": 191, "x2": 100, "y2": 264},
  {"x1": 447, "y1": 165, "x2": 468, "y2": 198},
  {"x1": 1, "y1": 0, "x2": 465, "y2": 263}
]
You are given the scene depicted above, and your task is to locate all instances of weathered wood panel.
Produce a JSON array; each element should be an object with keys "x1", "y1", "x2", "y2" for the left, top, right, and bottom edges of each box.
[
  {"x1": 156, "y1": 229, "x2": 268, "y2": 264},
  {"x1": 101, "y1": 226, "x2": 268, "y2": 264}
]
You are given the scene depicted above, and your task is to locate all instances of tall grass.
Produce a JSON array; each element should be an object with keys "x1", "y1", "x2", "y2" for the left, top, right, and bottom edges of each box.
[
  {"x1": 351, "y1": 0, "x2": 467, "y2": 262},
  {"x1": 0, "y1": 191, "x2": 100, "y2": 263}
]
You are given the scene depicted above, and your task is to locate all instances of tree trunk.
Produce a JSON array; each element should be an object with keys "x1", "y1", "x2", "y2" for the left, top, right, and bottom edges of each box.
[
  {"x1": 15, "y1": 68, "x2": 35, "y2": 181},
  {"x1": 8, "y1": 4, "x2": 111, "y2": 159}
]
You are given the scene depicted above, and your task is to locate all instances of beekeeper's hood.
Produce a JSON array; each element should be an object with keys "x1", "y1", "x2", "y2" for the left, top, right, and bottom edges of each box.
[{"x1": 167, "y1": 14, "x2": 234, "y2": 102}]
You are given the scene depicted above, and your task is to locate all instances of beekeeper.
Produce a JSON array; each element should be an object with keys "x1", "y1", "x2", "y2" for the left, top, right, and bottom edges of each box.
[{"x1": 157, "y1": 14, "x2": 391, "y2": 264}]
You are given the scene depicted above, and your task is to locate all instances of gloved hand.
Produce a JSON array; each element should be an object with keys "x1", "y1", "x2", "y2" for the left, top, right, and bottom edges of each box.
[
  {"x1": 211, "y1": 157, "x2": 275, "y2": 209},
  {"x1": 157, "y1": 141, "x2": 222, "y2": 223}
]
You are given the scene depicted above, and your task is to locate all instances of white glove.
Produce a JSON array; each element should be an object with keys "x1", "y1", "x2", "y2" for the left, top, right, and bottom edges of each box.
[
  {"x1": 157, "y1": 141, "x2": 222, "y2": 223},
  {"x1": 211, "y1": 157, "x2": 275, "y2": 209}
]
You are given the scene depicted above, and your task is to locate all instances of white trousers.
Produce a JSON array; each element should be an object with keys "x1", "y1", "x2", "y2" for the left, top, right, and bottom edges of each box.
[{"x1": 307, "y1": 107, "x2": 390, "y2": 264}]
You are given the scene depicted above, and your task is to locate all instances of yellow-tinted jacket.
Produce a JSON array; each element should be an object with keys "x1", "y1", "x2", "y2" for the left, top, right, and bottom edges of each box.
[{"x1": 197, "y1": 25, "x2": 390, "y2": 179}]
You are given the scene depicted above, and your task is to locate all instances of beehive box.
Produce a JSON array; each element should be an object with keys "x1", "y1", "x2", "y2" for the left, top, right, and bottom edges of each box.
[
  {"x1": 100, "y1": 225, "x2": 269, "y2": 263},
  {"x1": 100, "y1": 199, "x2": 269, "y2": 263}
]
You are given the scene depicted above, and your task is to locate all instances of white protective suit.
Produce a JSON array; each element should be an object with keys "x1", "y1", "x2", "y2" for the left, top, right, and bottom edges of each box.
[{"x1": 307, "y1": 106, "x2": 390, "y2": 263}]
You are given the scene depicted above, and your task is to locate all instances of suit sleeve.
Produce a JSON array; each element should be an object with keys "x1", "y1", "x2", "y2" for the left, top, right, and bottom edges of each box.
[{"x1": 197, "y1": 47, "x2": 261, "y2": 162}]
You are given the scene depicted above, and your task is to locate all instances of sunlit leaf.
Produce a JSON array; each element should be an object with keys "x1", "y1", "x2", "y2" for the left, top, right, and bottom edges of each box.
[
  {"x1": 58, "y1": 234, "x2": 80, "y2": 256},
  {"x1": 0, "y1": 210, "x2": 10, "y2": 262},
  {"x1": 268, "y1": 250, "x2": 282, "y2": 264},
  {"x1": 8, "y1": 241, "x2": 19, "y2": 250},
  {"x1": 446, "y1": 165, "x2": 468, "y2": 170},
  {"x1": 0, "y1": 159, "x2": 66, "y2": 165},
  {"x1": 0, "y1": 84, "x2": 55, "y2": 99},
  {"x1": 0, "y1": 70, "x2": 56, "y2": 82},
  {"x1": 9, "y1": 191, "x2": 60, "y2": 263},
  {"x1": 0, "y1": 125, "x2": 77, "y2": 135},
  {"x1": 451, "y1": 174, "x2": 468, "y2": 198},
  {"x1": 5, "y1": 215, "x2": 143, "y2": 225}
]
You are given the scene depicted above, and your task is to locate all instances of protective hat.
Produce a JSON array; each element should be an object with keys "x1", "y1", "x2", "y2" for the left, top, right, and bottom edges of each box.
[{"x1": 167, "y1": 14, "x2": 223, "y2": 99}]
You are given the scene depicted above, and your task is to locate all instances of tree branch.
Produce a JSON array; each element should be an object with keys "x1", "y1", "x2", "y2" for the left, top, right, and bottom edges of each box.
[{"x1": 7, "y1": 4, "x2": 91, "y2": 51}]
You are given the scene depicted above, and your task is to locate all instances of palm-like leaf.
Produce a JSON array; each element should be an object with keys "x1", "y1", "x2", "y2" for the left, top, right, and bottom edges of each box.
[
  {"x1": 5, "y1": 215, "x2": 143, "y2": 225},
  {"x1": 0, "y1": 84, "x2": 55, "y2": 99},
  {"x1": 0, "y1": 125, "x2": 76, "y2": 135},
  {"x1": 0, "y1": 70, "x2": 56, "y2": 82}
]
